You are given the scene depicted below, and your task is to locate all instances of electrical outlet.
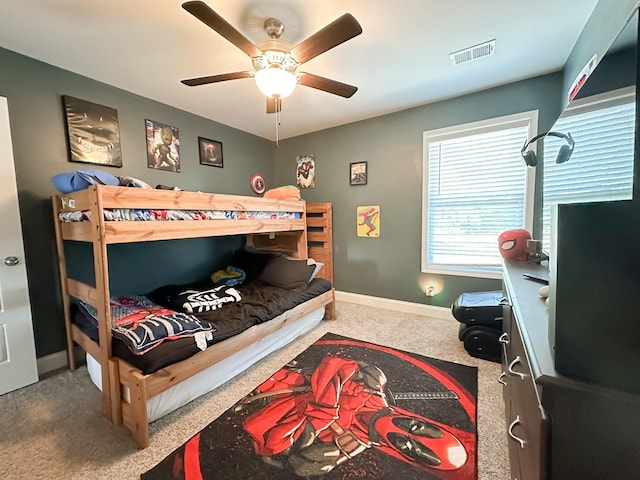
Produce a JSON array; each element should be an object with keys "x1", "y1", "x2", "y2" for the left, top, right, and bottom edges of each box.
[{"x1": 425, "y1": 284, "x2": 436, "y2": 297}]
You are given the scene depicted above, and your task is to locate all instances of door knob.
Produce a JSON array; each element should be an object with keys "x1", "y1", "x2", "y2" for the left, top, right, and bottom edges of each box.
[{"x1": 4, "y1": 256, "x2": 19, "y2": 266}]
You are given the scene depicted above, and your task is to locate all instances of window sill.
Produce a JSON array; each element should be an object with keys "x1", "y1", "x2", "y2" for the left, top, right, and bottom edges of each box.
[{"x1": 422, "y1": 266, "x2": 503, "y2": 280}]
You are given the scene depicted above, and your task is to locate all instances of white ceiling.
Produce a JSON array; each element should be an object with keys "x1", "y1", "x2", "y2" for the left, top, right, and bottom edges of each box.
[{"x1": 0, "y1": 0, "x2": 599, "y2": 141}]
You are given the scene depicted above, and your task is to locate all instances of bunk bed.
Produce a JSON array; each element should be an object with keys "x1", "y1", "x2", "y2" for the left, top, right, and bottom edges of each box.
[{"x1": 51, "y1": 185, "x2": 335, "y2": 448}]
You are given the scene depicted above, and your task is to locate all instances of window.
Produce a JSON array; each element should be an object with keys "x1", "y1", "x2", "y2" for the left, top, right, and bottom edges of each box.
[
  {"x1": 541, "y1": 87, "x2": 635, "y2": 251},
  {"x1": 422, "y1": 111, "x2": 537, "y2": 278}
]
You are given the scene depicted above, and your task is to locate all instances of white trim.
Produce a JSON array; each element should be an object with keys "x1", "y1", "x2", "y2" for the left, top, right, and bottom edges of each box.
[
  {"x1": 36, "y1": 346, "x2": 83, "y2": 377},
  {"x1": 336, "y1": 290, "x2": 455, "y2": 321},
  {"x1": 524, "y1": 111, "x2": 538, "y2": 233},
  {"x1": 421, "y1": 110, "x2": 538, "y2": 276},
  {"x1": 423, "y1": 110, "x2": 538, "y2": 140},
  {"x1": 36, "y1": 351, "x2": 66, "y2": 377},
  {"x1": 564, "y1": 85, "x2": 635, "y2": 115},
  {"x1": 422, "y1": 266, "x2": 503, "y2": 280}
]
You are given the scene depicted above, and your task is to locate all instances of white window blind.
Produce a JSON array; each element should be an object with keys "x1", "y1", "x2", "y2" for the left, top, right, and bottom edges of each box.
[
  {"x1": 542, "y1": 88, "x2": 635, "y2": 250},
  {"x1": 423, "y1": 112, "x2": 536, "y2": 277}
]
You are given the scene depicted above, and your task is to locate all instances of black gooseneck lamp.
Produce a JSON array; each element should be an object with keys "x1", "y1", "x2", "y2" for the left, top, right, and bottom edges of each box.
[{"x1": 521, "y1": 131, "x2": 575, "y2": 167}]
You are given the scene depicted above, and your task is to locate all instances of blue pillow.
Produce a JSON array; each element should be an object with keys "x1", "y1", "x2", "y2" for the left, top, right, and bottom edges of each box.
[{"x1": 51, "y1": 168, "x2": 120, "y2": 194}]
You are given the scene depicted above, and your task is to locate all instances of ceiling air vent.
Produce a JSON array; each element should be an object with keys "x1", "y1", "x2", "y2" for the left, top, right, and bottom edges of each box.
[{"x1": 450, "y1": 39, "x2": 496, "y2": 66}]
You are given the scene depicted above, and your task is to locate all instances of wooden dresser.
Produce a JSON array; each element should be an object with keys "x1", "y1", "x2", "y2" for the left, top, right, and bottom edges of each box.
[{"x1": 501, "y1": 259, "x2": 640, "y2": 480}]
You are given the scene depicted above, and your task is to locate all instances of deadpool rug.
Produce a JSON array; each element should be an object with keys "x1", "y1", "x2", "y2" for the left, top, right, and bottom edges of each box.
[{"x1": 141, "y1": 333, "x2": 477, "y2": 480}]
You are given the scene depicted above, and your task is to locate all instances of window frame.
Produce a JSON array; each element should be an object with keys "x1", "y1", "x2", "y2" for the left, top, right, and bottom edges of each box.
[
  {"x1": 541, "y1": 86, "x2": 636, "y2": 251},
  {"x1": 421, "y1": 110, "x2": 538, "y2": 279}
]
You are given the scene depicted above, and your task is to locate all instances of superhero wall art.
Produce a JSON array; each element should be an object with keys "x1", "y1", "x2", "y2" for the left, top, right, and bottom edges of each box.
[
  {"x1": 146, "y1": 119, "x2": 180, "y2": 172},
  {"x1": 142, "y1": 333, "x2": 477, "y2": 480},
  {"x1": 62, "y1": 95, "x2": 122, "y2": 167}
]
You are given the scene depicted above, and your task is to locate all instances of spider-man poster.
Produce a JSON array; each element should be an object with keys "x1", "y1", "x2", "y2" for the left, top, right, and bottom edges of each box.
[{"x1": 142, "y1": 333, "x2": 477, "y2": 480}]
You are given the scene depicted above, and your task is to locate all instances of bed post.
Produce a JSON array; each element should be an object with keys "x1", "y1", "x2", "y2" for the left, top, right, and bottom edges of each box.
[
  {"x1": 89, "y1": 185, "x2": 119, "y2": 422},
  {"x1": 296, "y1": 200, "x2": 309, "y2": 258},
  {"x1": 51, "y1": 196, "x2": 76, "y2": 369},
  {"x1": 128, "y1": 370, "x2": 150, "y2": 449}
]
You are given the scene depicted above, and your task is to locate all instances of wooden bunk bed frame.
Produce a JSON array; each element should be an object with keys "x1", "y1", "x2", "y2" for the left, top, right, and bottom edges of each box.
[{"x1": 52, "y1": 185, "x2": 335, "y2": 448}]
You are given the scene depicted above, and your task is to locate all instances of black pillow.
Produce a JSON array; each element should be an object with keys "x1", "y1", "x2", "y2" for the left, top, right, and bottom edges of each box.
[
  {"x1": 258, "y1": 255, "x2": 315, "y2": 291},
  {"x1": 230, "y1": 248, "x2": 278, "y2": 283}
]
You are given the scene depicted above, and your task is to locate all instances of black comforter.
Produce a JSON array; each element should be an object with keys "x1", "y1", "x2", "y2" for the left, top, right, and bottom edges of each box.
[{"x1": 73, "y1": 278, "x2": 331, "y2": 374}]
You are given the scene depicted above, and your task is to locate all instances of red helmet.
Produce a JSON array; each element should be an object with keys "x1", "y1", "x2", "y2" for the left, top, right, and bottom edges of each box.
[{"x1": 498, "y1": 229, "x2": 531, "y2": 261}]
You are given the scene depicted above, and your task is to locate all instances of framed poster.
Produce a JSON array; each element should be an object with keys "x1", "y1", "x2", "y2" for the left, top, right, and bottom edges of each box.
[
  {"x1": 198, "y1": 137, "x2": 223, "y2": 167},
  {"x1": 146, "y1": 119, "x2": 180, "y2": 172},
  {"x1": 62, "y1": 95, "x2": 122, "y2": 167},
  {"x1": 296, "y1": 154, "x2": 315, "y2": 189},
  {"x1": 568, "y1": 54, "x2": 597, "y2": 103},
  {"x1": 357, "y1": 205, "x2": 380, "y2": 237},
  {"x1": 350, "y1": 161, "x2": 367, "y2": 185}
]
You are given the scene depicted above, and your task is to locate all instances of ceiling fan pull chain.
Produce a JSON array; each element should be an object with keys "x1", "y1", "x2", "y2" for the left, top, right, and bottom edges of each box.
[{"x1": 275, "y1": 97, "x2": 281, "y2": 148}]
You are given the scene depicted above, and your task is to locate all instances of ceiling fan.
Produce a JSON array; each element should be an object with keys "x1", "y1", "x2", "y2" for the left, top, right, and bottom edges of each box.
[{"x1": 181, "y1": 1, "x2": 362, "y2": 114}]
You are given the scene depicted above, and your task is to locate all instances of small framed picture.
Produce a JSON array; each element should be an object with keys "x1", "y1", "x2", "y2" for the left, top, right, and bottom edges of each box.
[
  {"x1": 198, "y1": 137, "x2": 223, "y2": 167},
  {"x1": 146, "y1": 119, "x2": 180, "y2": 172},
  {"x1": 350, "y1": 161, "x2": 367, "y2": 186},
  {"x1": 296, "y1": 154, "x2": 315, "y2": 188}
]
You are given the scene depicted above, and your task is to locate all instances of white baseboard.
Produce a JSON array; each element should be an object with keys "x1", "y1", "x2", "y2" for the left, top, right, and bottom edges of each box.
[
  {"x1": 37, "y1": 346, "x2": 84, "y2": 377},
  {"x1": 335, "y1": 290, "x2": 454, "y2": 320}
]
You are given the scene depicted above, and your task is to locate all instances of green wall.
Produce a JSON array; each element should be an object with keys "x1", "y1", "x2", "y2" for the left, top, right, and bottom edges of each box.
[
  {"x1": 273, "y1": 74, "x2": 562, "y2": 308},
  {"x1": 563, "y1": 0, "x2": 639, "y2": 109},
  {"x1": 0, "y1": 47, "x2": 274, "y2": 357},
  {"x1": 2, "y1": 0, "x2": 635, "y2": 359},
  {"x1": 273, "y1": 0, "x2": 639, "y2": 310}
]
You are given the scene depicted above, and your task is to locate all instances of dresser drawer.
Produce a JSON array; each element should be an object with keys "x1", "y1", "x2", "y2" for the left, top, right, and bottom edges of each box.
[{"x1": 505, "y1": 317, "x2": 548, "y2": 480}]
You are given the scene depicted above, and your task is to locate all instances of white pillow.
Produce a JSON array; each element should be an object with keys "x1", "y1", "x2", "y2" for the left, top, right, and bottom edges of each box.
[{"x1": 307, "y1": 258, "x2": 325, "y2": 281}]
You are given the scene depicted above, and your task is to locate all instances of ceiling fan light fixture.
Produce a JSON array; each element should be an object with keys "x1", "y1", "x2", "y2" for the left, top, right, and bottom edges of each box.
[
  {"x1": 181, "y1": 3, "x2": 362, "y2": 112},
  {"x1": 255, "y1": 66, "x2": 297, "y2": 98}
]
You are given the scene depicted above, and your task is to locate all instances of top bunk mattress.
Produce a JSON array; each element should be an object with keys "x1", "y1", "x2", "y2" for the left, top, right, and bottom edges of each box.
[
  {"x1": 59, "y1": 208, "x2": 301, "y2": 222},
  {"x1": 53, "y1": 185, "x2": 308, "y2": 243}
]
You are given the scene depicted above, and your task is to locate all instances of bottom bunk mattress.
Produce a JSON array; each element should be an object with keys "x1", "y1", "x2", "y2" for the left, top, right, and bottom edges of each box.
[
  {"x1": 73, "y1": 277, "x2": 332, "y2": 374},
  {"x1": 86, "y1": 305, "x2": 325, "y2": 422}
]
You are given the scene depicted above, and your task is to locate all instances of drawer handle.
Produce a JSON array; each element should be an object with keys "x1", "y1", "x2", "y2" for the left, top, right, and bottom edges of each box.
[
  {"x1": 508, "y1": 415, "x2": 526, "y2": 448},
  {"x1": 499, "y1": 332, "x2": 509, "y2": 345},
  {"x1": 508, "y1": 356, "x2": 526, "y2": 379},
  {"x1": 498, "y1": 372, "x2": 507, "y2": 386}
]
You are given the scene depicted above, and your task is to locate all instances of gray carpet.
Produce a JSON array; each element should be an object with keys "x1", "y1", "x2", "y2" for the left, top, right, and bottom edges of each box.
[{"x1": 0, "y1": 301, "x2": 509, "y2": 479}]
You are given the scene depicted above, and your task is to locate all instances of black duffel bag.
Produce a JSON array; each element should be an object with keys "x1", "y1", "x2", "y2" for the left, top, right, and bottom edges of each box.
[
  {"x1": 451, "y1": 290, "x2": 504, "y2": 329},
  {"x1": 458, "y1": 323, "x2": 502, "y2": 363}
]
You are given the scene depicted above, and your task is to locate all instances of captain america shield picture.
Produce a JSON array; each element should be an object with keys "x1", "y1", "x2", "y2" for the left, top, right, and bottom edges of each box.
[{"x1": 250, "y1": 173, "x2": 266, "y2": 195}]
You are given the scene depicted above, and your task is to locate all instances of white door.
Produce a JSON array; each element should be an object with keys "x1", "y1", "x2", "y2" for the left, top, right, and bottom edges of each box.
[{"x1": 0, "y1": 96, "x2": 38, "y2": 395}]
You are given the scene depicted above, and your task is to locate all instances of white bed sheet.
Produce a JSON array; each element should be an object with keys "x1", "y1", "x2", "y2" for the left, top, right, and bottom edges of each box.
[{"x1": 87, "y1": 306, "x2": 324, "y2": 422}]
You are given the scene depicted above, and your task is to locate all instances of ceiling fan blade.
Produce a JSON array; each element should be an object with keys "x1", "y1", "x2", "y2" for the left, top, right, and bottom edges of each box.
[
  {"x1": 266, "y1": 97, "x2": 283, "y2": 114},
  {"x1": 298, "y1": 73, "x2": 358, "y2": 98},
  {"x1": 290, "y1": 13, "x2": 362, "y2": 64},
  {"x1": 181, "y1": 71, "x2": 252, "y2": 87},
  {"x1": 182, "y1": 1, "x2": 261, "y2": 58}
]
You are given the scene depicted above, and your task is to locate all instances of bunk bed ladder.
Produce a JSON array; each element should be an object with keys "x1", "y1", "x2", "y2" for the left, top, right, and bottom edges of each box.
[{"x1": 306, "y1": 203, "x2": 335, "y2": 320}]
